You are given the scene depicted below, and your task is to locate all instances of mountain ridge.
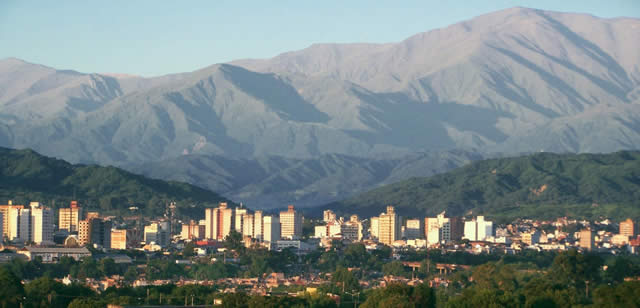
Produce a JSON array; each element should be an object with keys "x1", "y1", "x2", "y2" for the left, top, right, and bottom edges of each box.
[
  {"x1": 324, "y1": 151, "x2": 640, "y2": 221},
  {"x1": 0, "y1": 147, "x2": 228, "y2": 218},
  {"x1": 1, "y1": 7, "x2": 640, "y2": 208}
]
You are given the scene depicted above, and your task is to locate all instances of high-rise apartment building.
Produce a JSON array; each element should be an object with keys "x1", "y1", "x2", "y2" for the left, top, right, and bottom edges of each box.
[
  {"x1": 323, "y1": 210, "x2": 337, "y2": 223},
  {"x1": 370, "y1": 217, "x2": 379, "y2": 239},
  {"x1": 205, "y1": 202, "x2": 234, "y2": 240},
  {"x1": 580, "y1": 229, "x2": 595, "y2": 251},
  {"x1": 378, "y1": 206, "x2": 401, "y2": 246},
  {"x1": 464, "y1": 216, "x2": 493, "y2": 241},
  {"x1": 243, "y1": 213, "x2": 255, "y2": 238},
  {"x1": 31, "y1": 204, "x2": 54, "y2": 244},
  {"x1": 280, "y1": 205, "x2": 303, "y2": 239},
  {"x1": 58, "y1": 201, "x2": 83, "y2": 232},
  {"x1": 0, "y1": 201, "x2": 24, "y2": 241},
  {"x1": 620, "y1": 218, "x2": 635, "y2": 237},
  {"x1": 253, "y1": 211, "x2": 263, "y2": 241},
  {"x1": 78, "y1": 217, "x2": 112, "y2": 247},
  {"x1": 263, "y1": 215, "x2": 280, "y2": 250},
  {"x1": 425, "y1": 212, "x2": 464, "y2": 244},
  {"x1": 14, "y1": 207, "x2": 31, "y2": 242},
  {"x1": 235, "y1": 207, "x2": 248, "y2": 233},
  {"x1": 341, "y1": 215, "x2": 363, "y2": 241},
  {"x1": 111, "y1": 228, "x2": 141, "y2": 250},
  {"x1": 144, "y1": 221, "x2": 170, "y2": 247},
  {"x1": 405, "y1": 219, "x2": 423, "y2": 240},
  {"x1": 181, "y1": 220, "x2": 205, "y2": 240}
]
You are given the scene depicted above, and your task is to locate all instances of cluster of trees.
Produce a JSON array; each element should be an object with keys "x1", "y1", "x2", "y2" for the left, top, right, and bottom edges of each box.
[
  {"x1": 2, "y1": 256, "x2": 131, "y2": 281},
  {"x1": 442, "y1": 249, "x2": 640, "y2": 307}
]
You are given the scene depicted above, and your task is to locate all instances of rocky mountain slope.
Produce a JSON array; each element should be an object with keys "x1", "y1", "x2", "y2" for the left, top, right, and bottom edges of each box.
[{"x1": 128, "y1": 150, "x2": 482, "y2": 209}]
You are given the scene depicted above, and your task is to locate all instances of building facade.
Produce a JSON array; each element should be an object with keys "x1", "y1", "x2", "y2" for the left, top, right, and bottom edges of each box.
[
  {"x1": 378, "y1": 206, "x2": 401, "y2": 246},
  {"x1": 58, "y1": 201, "x2": 83, "y2": 232},
  {"x1": 280, "y1": 205, "x2": 303, "y2": 239},
  {"x1": 263, "y1": 215, "x2": 280, "y2": 250},
  {"x1": 620, "y1": 218, "x2": 635, "y2": 237},
  {"x1": 205, "y1": 202, "x2": 234, "y2": 240}
]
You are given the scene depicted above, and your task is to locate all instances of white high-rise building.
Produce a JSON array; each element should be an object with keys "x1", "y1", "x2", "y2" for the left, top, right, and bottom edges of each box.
[
  {"x1": 405, "y1": 219, "x2": 423, "y2": 240},
  {"x1": 425, "y1": 212, "x2": 463, "y2": 244},
  {"x1": 31, "y1": 204, "x2": 54, "y2": 245},
  {"x1": 263, "y1": 216, "x2": 280, "y2": 250},
  {"x1": 464, "y1": 216, "x2": 493, "y2": 241},
  {"x1": 477, "y1": 216, "x2": 493, "y2": 241},
  {"x1": 0, "y1": 212, "x2": 3, "y2": 240},
  {"x1": 370, "y1": 217, "x2": 379, "y2": 239},
  {"x1": 253, "y1": 211, "x2": 263, "y2": 240},
  {"x1": 235, "y1": 207, "x2": 248, "y2": 233}
]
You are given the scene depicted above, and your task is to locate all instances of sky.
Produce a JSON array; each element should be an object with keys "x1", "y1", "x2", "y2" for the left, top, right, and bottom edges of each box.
[{"x1": 1, "y1": 1, "x2": 639, "y2": 77}]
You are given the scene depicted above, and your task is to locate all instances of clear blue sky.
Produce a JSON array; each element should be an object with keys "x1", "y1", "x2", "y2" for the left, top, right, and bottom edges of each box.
[{"x1": 1, "y1": 0, "x2": 638, "y2": 77}]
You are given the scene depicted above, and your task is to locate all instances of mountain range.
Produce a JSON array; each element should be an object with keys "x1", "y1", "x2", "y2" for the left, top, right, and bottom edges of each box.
[{"x1": 1, "y1": 7, "x2": 639, "y2": 208}]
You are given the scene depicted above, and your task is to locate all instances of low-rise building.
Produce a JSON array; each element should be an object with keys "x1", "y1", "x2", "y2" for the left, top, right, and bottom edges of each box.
[{"x1": 17, "y1": 247, "x2": 91, "y2": 262}]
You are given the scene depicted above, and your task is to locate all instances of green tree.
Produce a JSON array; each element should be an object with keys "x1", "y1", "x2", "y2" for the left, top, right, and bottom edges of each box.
[
  {"x1": 382, "y1": 261, "x2": 406, "y2": 277},
  {"x1": 183, "y1": 242, "x2": 196, "y2": 257},
  {"x1": 550, "y1": 249, "x2": 602, "y2": 294},
  {"x1": 124, "y1": 266, "x2": 138, "y2": 283},
  {"x1": 224, "y1": 230, "x2": 245, "y2": 256},
  {"x1": 67, "y1": 298, "x2": 102, "y2": 308},
  {"x1": 0, "y1": 267, "x2": 25, "y2": 308},
  {"x1": 331, "y1": 267, "x2": 360, "y2": 293},
  {"x1": 344, "y1": 243, "x2": 367, "y2": 267},
  {"x1": 99, "y1": 257, "x2": 118, "y2": 276}
]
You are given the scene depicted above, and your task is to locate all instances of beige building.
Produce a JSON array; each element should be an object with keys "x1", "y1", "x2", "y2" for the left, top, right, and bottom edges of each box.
[
  {"x1": 242, "y1": 213, "x2": 255, "y2": 238},
  {"x1": 204, "y1": 202, "x2": 234, "y2": 240},
  {"x1": 611, "y1": 234, "x2": 630, "y2": 246},
  {"x1": 280, "y1": 205, "x2": 303, "y2": 239},
  {"x1": 620, "y1": 218, "x2": 635, "y2": 237},
  {"x1": 78, "y1": 217, "x2": 112, "y2": 247},
  {"x1": 378, "y1": 206, "x2": 400, "y2": 246},
  {"x1": 0, "y1": 201, "x2": 24, "y2": 240},
  {"x1": 181, "y1": 220, "x2": 205, "y2": 240},
  {"x1": 58, "y1": 201, "x2": 83, "y2": 232},
  {"x1": 111, "y1": 229, "x2": 140, "y2": 250},
  {"x1": 522, "y1": 231, "x2": 541, "y2": 246},
  {"x1": 323, "y1": 210, "x2": 337, "y2": 223},
  {"x1": 580, "y1": 229, "x2": 595, "y2": 251}
]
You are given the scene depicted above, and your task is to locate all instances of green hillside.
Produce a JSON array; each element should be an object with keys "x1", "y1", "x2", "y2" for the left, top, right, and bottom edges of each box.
[
  {"x1": 0, "y1": 147, "x2": 228, "y2": 218},
  {"x1": 328, "y1": 151, "x2": 640, "y2": 222}
]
